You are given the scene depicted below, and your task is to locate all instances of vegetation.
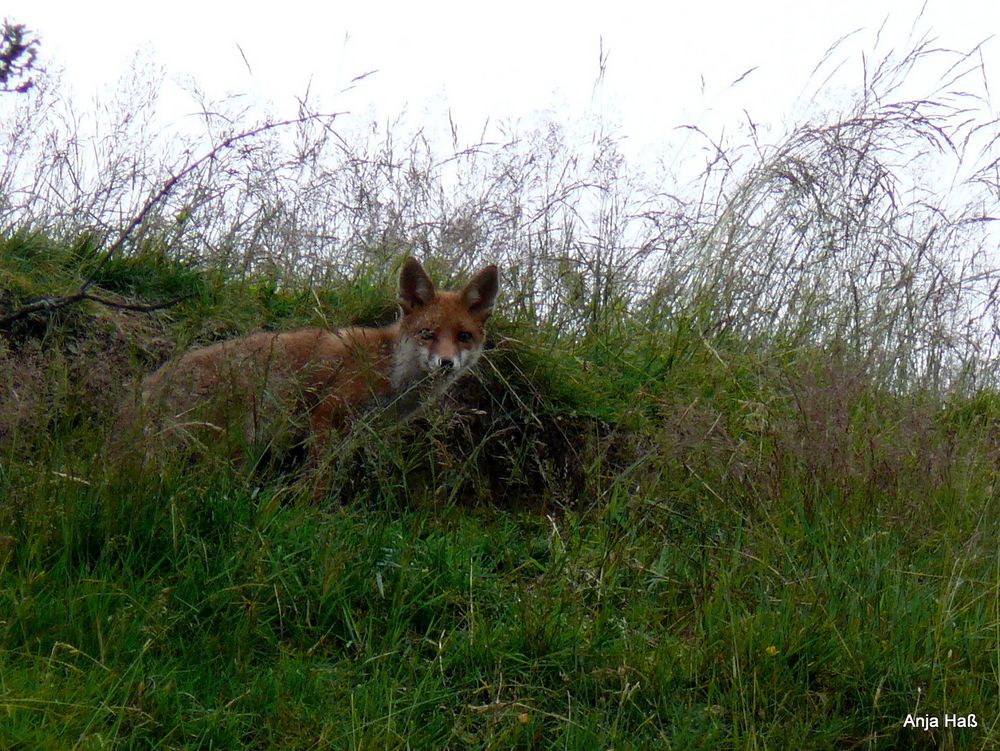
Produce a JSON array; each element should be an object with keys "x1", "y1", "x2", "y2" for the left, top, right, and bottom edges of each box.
[
  {"x1": 0, "y1": 18, "x2": 39, "y2": 94},
  {"x1": 1, "y1": 32, "x2": 998, "y2": 750}
]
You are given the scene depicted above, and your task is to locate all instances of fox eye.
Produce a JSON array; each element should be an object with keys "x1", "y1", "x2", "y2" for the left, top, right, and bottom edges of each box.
[
  {"x1": 457, "y1": 331, "x2": 473, "y2": 343},
  {"x1": 419, "y1": 328, "x2": 435, "y2": 341}
]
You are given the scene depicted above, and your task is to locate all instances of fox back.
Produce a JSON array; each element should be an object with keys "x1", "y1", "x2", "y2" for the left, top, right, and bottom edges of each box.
[{"x1": 121, "y1": 258, "x2": 498, "y2": 470}]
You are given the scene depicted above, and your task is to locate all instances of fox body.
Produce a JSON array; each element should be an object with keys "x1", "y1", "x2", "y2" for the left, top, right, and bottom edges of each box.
[{"x1": 131, "y1": 258, "x2": 498, "y2": 474}]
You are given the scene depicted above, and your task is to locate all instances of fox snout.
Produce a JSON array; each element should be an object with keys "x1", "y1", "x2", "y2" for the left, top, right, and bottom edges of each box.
[
  {"x1": 433, "y1": 355, "x2": 455, "y2": 370},
  {"x1": 425, "y1": 347, "x2": 475, "y2": 375},
  {"x1": 428, "y1": 337, "x2": 463, "y2": 372}
]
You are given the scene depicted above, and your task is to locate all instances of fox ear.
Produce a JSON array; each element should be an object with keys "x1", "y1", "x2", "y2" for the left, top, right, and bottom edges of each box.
[
  {"x1": 398, "y1": 257, "x2": 436, "y2": 313},
  {"x1": 462, "y1": 264, "x2": 499, "y2": 320}
]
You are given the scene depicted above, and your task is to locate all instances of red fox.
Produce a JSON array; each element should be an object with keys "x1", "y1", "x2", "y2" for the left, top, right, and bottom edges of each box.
[{"x1": 127, "y1": 258, "x2": 498, "y2": 486}]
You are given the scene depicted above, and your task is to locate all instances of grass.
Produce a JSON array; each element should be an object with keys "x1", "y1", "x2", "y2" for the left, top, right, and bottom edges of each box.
[
  {"x1": 1, "y1": 238, "x2": 998, "y2": 749},
  {"x1": 1, "y1": 462, "x2": 996, "y2": 748}
]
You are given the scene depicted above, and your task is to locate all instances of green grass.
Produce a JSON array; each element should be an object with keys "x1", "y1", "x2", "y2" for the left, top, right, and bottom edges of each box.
[
  {"x1": 1, "y1": 235, "x2": 998, "y2": 749},
  {"x1": 2, "y1": 470, "x2": 996, "y2": 748}
]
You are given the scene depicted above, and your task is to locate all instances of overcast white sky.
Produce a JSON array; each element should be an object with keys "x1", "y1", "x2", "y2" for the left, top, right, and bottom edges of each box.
[{"x1": 6, "y1": 0, "x2": 1000, "y2": 169}]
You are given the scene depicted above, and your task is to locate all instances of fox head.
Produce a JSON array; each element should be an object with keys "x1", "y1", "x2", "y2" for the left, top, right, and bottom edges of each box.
[{"x1": 395, "y1": 257, "x2": 499, "y2": 383}]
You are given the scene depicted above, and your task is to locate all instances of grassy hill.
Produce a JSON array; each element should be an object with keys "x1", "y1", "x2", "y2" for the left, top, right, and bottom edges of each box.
[{"x1": 1, "y1": 231, "x2": 997, "y2": 749}]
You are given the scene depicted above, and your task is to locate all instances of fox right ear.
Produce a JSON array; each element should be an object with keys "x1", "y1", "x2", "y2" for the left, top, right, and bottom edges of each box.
[
  {"x1": 398, "y1": 257, "x2": 436, "y2": 313},
  {"x1": 462, "y1": 264, "x2": 499, "y2": 320}
]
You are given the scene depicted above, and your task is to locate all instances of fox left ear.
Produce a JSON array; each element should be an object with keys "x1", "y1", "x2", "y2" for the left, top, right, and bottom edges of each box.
[
  {"x1": 462, "y1": 264, "x2": 499, "y2": 319},
  {"x1": 398, "y1": 257, "x2": 436, "y2": 313}
]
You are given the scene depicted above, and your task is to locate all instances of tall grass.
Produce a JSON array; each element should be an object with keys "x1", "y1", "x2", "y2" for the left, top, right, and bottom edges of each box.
[
  {"x1": 0, "y1": 29, "x2": 998, "y2": 750},
  {"x1": 3, "y1": 35, "x2": 999, "y2": 388}
]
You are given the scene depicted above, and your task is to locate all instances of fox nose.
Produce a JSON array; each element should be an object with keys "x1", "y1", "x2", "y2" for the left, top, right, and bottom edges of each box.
[{"x1": 439, "y1": 358, "x2": 454, "y2": 370}]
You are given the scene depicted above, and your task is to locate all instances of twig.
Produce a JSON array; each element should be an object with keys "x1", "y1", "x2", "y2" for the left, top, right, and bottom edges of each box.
[{"x1": 0, "y1": 291, "x2": 191, "y2": 327}]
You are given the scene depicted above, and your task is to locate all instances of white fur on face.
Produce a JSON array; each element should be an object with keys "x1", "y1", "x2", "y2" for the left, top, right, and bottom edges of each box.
[{"x1": 391, "y1": 334, "x2": 482, "y2": 392}]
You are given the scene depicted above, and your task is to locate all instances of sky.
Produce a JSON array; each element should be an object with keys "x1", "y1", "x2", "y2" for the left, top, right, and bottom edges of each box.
[{"x1": 5, "y1": 0, "x2": 1000, "y2": 171}]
